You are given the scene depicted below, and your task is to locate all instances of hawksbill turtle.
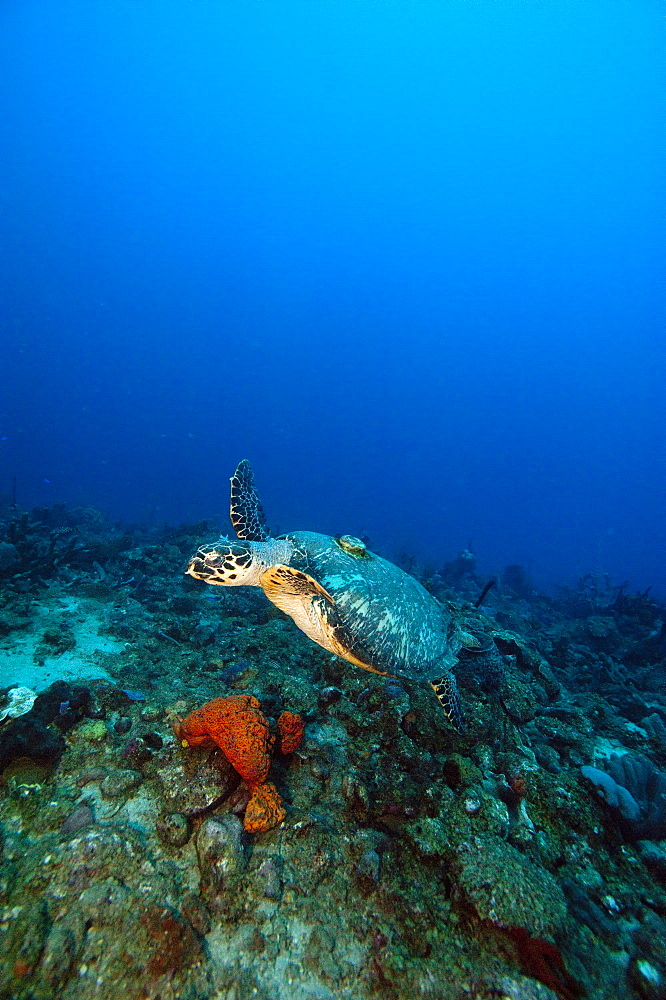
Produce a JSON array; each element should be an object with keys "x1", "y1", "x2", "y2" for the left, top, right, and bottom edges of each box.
[{"x1": 186, "y1": 461, "x2": 466, "y2": 731}]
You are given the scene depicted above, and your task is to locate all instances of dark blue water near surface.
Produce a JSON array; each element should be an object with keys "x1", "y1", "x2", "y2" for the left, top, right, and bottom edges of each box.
[{"x1": 1, "y1": 0, "x2": 664, "y2": 593}]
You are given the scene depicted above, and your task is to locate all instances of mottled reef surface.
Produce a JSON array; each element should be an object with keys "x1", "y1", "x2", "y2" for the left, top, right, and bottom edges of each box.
[{"x1": 1, "y1": 503, "x2": 666, "y2": 1000}]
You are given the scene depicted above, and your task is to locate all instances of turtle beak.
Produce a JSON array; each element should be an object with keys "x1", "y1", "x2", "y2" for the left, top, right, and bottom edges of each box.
[
  {"x1": 185, "y1": 553, "x2": 222, "y2": 582},
  {"x1": 185, "y1": 548, "x2": 232, "y2": 585},
  {"x1": 185, "y1": 556, "x2": 208, "y2": 580}
]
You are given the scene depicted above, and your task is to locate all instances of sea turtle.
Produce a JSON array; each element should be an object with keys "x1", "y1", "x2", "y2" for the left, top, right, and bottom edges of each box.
[{"x1": 186, "y1": 461, "x2": 465, "y2": 731}]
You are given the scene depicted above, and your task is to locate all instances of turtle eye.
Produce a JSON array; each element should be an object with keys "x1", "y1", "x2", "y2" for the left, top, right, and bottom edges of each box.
[
  {"x1": 203, "y1": 551, "x2": 225, "y2": 568},
  {"x1": 197, "y1": 544, "x2": 217, "y2": 558}
]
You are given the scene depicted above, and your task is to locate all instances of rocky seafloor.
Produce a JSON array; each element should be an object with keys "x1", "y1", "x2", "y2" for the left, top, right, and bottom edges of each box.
[{"x1": 1, "y1": 503, "x2": 666, "y2": 1000}]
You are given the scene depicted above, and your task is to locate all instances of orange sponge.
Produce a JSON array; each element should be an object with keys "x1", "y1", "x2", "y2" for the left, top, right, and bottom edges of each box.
[
  {"x1": 174, "y1": 695, "x2": 273, "y2": 788},
  {"x1": 244, "y1": 781, "x2": 286, "y2": 833},
  {"x1": 277, "y1": 710, "x2": 305, "y2": 754}
]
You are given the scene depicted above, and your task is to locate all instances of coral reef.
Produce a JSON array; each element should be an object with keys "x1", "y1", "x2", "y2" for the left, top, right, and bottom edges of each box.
[
  {"x1": 0, "y1": 686, "x2": 36, "y2": 721},
  {"x1": 582, "y1": 753, "x2": 666, "y2": 838},
  {"x1": 0, "y1": 500, "x2": 665, "y2": 999}
]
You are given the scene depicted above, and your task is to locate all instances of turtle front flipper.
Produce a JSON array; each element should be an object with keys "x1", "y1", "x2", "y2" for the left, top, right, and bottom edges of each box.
[
  {"x1": 430, "y1": 674, "x2": 464, "y2": 733},
  {"x1": 230, "y1": 460, "x2": 269, "y2": 542},
  {"x1": 259, "y1": 564, "x2": 338, "y2": 652},
  {"x1": 259, "y1": 564, "x2": 334, "y2": 603}
]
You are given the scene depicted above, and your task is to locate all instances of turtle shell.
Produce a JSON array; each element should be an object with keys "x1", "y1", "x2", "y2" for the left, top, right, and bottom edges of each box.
[{"x1": 281, "y1": 531, "x2": 462, "y2": 684}]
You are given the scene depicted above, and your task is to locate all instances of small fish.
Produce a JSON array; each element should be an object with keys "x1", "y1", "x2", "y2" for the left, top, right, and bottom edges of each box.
[
  {"x1": 121, "y1": 689, "x2": 146, "y2": 702},
  {"x1": 59, "y1": 700, "x2": 71, "y2": 716},
  {"x1": 218, "y1": 659, "x2": 251, "y2": 684},
  {"x1": 384, "y1": 680, "x2": 407, "y2": 700}
]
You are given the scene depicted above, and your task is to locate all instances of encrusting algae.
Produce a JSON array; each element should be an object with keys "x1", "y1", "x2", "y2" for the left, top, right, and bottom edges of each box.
[{"x1": 173, "y1": 695, "x2": 303, "y2": 833}]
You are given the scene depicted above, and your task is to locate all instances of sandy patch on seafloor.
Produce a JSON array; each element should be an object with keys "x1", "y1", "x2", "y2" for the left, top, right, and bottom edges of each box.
[{"x1": 0, "y1": 594, "x2": 121, "y2": 692}]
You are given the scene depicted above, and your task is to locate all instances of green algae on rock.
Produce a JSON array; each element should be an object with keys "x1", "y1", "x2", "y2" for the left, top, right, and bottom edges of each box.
[
  {"x1": 71, "y1": 719, "x2": 108, "y2": 742},
  {"x1": 455, "y1": 836, "x2": 567, "y2": 938}
]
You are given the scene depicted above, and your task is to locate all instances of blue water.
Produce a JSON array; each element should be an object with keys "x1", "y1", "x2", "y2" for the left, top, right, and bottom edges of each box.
[{"x1": 1, "y1": 0, "x2": 664, "y2": 594}]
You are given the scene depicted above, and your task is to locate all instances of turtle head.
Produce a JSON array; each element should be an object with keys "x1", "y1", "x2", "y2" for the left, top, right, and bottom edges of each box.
[{"x1": 186, "y1": 539, "x2": 265, "y2": 587}]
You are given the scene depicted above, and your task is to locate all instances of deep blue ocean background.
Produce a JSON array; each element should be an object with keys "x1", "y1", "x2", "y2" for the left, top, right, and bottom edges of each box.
[{"x1": 1, "y1": 0, "x2": 664, "y2": 594}]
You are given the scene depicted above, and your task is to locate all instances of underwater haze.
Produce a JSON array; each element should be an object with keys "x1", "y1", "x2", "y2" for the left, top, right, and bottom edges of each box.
[{"x1": 1, "y1": 0, "x2": 664, "y2": 594}]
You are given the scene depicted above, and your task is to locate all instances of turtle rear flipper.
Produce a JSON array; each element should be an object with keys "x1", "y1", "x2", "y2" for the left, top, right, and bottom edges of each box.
[
  {"x1": 230, "y1": 460, "x2": 269, "y2": 541},
  {"x1": 430, "y1": 674, "x2": 464, "y2": 733}
]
